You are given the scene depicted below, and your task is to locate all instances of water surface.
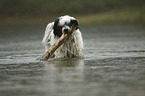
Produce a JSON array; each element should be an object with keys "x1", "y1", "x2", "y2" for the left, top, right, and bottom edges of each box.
[{"x1": 0, "y1": 24, "x2": 145, "y2": 96}]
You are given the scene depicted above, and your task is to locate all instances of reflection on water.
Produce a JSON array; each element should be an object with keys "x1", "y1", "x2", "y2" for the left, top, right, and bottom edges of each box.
[
  {"x1": 43, "y1": 58, "x2": 84, "y2": 83},
  {"x1": 0, "y1": 24, "x2": 145, "y2": 96},
  {"x1": 40, "y1": 59, "x2": 85, "y2": 96}
]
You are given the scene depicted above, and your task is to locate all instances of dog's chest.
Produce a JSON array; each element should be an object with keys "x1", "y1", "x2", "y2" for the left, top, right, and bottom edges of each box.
[{"x1": 54, "y1": 35, "x2": 78, "y2": 58}]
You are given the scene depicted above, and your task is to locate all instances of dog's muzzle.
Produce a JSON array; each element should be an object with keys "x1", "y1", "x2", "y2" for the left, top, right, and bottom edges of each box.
[{"x1": 62, "y1": 26, "x2": 71, "y2": 34}]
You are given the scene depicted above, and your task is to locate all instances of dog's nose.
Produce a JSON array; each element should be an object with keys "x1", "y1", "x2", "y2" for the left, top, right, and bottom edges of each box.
[
  {"x1": 62, "y1": 26, "x2": 71, "y2": 34},
  {"x1": 64, "y1": 29, "x2": 68, "y2": 32}
]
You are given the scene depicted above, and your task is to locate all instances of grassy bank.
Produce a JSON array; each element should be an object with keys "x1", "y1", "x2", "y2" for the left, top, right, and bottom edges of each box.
[
  {"x1": 0, "y1": 7, "x2": 144, "y2": 25},
  {"x1": 78, "y1": 8, "x2": 145, "y2": 25}
]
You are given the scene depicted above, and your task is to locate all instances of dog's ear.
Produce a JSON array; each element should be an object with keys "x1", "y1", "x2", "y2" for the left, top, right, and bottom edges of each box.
[
  {"x1": 71, "y1": 19, "x2": 79, "y2": 26},
  {"x1": 70, "y1": 19, "x2": 79, "y2": 30},
  {"x1": 53, "y1": 18, "x2": 62, "y2": 37}
]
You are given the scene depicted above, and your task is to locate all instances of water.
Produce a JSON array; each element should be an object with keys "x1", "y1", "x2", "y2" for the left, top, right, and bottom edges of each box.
[{"x1": 0, "y1": 24, "x2": 145, "y2": 96}]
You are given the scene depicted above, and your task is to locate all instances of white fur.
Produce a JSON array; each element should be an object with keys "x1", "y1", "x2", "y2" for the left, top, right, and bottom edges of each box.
[
  {"x1": 42, "y1": 16, "x2": 83, "y2": 58},
  {"x1": 59, "y1": 15, "x2": 75, "y2": 26}
]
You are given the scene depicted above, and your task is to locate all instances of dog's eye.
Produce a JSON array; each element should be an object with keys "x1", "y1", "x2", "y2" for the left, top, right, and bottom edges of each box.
[
  {"x1": 67, "y1": 23, "x2": 72, "y2": 27},
  {"x1": 59, "y1": 26, "x2": 63, "y2": 28},
  {"x1": 62, "y1": 22, "x2": 70, "y2": 27}
]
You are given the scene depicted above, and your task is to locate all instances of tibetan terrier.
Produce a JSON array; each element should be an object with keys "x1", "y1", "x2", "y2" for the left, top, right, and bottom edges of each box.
[{"x1": 42, "y1": 15, "x2": 83, "y2": 58}]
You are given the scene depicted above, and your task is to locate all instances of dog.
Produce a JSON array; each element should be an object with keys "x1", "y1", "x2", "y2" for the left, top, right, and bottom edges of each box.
[{"x1": 42, "y1": 15, "x2": 83, "y2": 58}]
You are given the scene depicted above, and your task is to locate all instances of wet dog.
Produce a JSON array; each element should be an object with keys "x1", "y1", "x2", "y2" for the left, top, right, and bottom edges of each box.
[{"x1": 42, "y1": 15, "x2": 83, "y2": 58}]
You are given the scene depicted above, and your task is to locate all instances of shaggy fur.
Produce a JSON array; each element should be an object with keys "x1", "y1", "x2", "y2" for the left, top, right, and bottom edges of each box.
[{"x1": 42, "y1": 15, "x2": 83, "y2": 58}]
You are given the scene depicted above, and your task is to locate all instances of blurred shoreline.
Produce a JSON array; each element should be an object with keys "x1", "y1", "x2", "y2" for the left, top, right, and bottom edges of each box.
[{"x1": 0, "y1": 7, "x2": 144, "y2": 25}]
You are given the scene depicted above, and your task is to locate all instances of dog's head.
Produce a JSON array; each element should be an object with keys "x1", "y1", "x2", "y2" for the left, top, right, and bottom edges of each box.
[{"x1": 53, "y1": 15, "x2": 79, "y2": 37}]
